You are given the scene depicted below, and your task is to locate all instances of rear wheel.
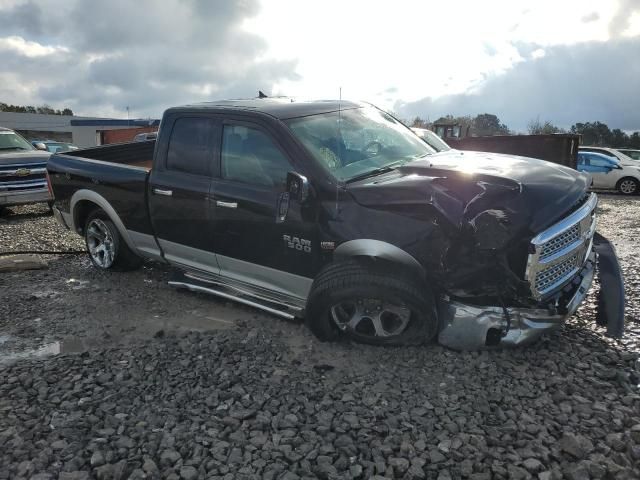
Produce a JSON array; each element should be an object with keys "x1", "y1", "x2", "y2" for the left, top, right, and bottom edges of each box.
[
  {"x1": 84, "y1": 209, "x2": 142, "y2": 271},
  {"x1": 305, "y1": 260, "x2": 437, "y2": 346},
  {"x1": 617, "y1": 177, "x2": 639, "y2": 195}
]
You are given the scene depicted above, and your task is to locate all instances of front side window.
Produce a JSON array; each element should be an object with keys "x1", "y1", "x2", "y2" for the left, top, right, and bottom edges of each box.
[
  {"x1": 166, "y1": 117, "x2": 216, "y2": 176},
  {"x1": 221, "y1": 125, "x2": 291, "y2": 188},
  {"x1": 0, "y1": 130, "x2": 34, "y2": 151},
  {"x1": 286, "y1": 107, "x2": 433, "y2": 182},
  {"x1": 589, "y1": 155, "x2": 616, "y2": 168}
]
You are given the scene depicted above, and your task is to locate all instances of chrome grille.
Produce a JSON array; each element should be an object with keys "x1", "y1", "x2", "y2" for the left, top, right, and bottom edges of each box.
[
  {"x1": 539, "y1": 223, "x2": 580, "y2": 260},
  {"x1": 525, "y1": 193, "x2": 597, "y2": 300},
  {"x1": 535, "y1": 251, "x2": 580, "y2": 293},
  {"x1": 0, "y1": 163, "x2": 48, "y2": 193}
]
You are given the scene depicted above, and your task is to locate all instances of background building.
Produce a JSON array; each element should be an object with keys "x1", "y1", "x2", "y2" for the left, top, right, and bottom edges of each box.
[{"x1": 0, "y1": 112, "x2": 160, "y2": 147}]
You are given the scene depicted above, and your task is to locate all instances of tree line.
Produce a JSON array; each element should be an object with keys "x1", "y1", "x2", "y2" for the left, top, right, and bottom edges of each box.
[
  {"x1": 0, "y1": 102, "x2": 73, "y2": 116},
  {"x1": 410, "y1": 113, "x2": 640, "y2": 148}
]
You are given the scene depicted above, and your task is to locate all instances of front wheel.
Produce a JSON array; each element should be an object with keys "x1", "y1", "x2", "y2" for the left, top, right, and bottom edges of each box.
[
  {"x1": 84, "y1": 209, "x2": 142, "y2": 271},
  {"x1": 305, "y1": 261, "x2": 438, "y2": 346},
  {"x1": 617, "y1": 177, "x2": 639, "y2": 195}
]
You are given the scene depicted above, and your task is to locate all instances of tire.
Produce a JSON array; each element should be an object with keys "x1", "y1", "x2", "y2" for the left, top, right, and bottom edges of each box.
[
  {"x1": 305, "y1": 260, "x2": 438, "y2": 346},
  {"x1": 616, "y1": 177, "x2": 639, "y2": 195},
  {"x1": 84, "y1": 209, "x2": 142, "y2": 271}
]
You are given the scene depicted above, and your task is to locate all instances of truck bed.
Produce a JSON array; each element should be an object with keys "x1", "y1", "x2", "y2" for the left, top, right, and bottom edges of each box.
[
  {"x1": 63, "y1": 140, "x2": 155, "y2": 170},
  {"x1": 47, "y1": 141, "x2": 155, "y2": 235}
]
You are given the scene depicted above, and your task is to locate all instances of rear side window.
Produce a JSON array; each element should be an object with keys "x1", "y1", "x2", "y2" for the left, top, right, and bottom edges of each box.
[
  {"x1": 166, "y1": 117, "x2": 216, "y2": 176},
  {"x1": 221, "y1": 125, "x2": 291, "y2": 188}
]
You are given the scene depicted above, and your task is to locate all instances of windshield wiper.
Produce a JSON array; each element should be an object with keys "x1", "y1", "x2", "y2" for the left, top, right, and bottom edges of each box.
[
  {"x1": 0, "y1": 146, "x2": 29, "y2": 151},
  {"x1": 345, "y1": 161, "x2": 405, "y2": 183}
]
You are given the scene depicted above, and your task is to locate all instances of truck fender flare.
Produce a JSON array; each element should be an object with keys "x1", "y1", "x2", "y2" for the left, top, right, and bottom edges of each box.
[
  {"x1": 334, "y1": 239, "x2": 425, "y2": 278},
  {"x1": 70, "y1": 189, "x2": 137, "y2": 251}
]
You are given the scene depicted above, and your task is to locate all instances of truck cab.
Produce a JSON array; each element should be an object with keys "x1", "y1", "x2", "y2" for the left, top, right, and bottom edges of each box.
[{"x1": 47, "y1": 99, "x2": 625, "y2": 350}]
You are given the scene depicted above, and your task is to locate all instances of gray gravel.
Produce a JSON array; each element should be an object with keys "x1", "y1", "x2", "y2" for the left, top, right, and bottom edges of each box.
[{"x1": 1, "y1": 197, "x2": 639, "y2": 480}]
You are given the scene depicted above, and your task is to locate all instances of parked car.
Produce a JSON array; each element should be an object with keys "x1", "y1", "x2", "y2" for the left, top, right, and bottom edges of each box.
[
  {"x1": 47, "y1": 99, "x2": 624, "y2": 350},
  {"x1": 133, "y1": 132, "x2": 158, "y2": 142},
  {"x1": 31, "y1": 140, "x2": 79, "y2": 154},
  {"x1": 411, "y1": 127, "x2": 451, "y2": 152},
  {"x1": 579, "y1": 146, "x2": 637, "y2": 165},
  {"x1": 577, "y1": 151, "x2": 640, "y2": 195},
  {"x1": 616, "y1": 148, "x2": 640, "y2": 161},
  {"x1": 0, "y1": 127, "x2": 53, "y2": 213}
]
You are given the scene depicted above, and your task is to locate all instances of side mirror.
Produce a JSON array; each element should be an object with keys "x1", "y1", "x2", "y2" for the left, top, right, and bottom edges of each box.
[
  {"x1": 614, "y1": 164, "x2": 623, "y2": 170},
  {"x1": 286, "y1": 172, "x2": 309, "y2": 203},
  {"x1": 34, "y1": 142, "x2": 47, "y2": 151}
]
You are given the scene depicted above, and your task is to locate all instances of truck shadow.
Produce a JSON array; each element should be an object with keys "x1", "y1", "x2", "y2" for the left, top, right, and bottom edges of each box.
[{"x1": 0, "y1": 204, "x2": 52, "y2": 222}]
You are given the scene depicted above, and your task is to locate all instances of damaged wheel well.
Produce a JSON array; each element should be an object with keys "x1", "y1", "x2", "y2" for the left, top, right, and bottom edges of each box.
[{"x1": 73, "y1": 200, "x2": 99, "y2": 234}]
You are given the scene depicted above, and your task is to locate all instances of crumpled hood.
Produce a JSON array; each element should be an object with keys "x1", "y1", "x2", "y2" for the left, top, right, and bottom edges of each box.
[
  {"x1": 0, "y1": 150, "x2": 51, "y2": 166},
  {"x1": 346, "y1": 150, "x2": 590, "y2": 249}
]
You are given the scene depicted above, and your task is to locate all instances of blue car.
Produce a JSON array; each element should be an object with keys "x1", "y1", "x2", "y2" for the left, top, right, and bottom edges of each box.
[{"x1": 577, "y1": 151, "x2": 640, "y2": 195}]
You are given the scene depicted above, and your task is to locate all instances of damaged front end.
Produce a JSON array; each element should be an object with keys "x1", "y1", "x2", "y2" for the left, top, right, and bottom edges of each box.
[{"x1": 438, "y1": 193, "x2": 625, "y2": 350}]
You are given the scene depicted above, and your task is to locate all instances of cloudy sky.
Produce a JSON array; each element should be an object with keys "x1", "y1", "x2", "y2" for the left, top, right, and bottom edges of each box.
[{"x1": 0, "y1": 0, "x2": 638, "y2": 132}]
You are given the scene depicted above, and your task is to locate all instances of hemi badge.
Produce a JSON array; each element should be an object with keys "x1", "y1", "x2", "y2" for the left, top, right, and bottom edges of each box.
[
  {"x1": 321, "y1": 241, "x2": 336, "y2": 250},
  {"x1": 15, "y1": 168, "x2": 31, "y2": 177}
]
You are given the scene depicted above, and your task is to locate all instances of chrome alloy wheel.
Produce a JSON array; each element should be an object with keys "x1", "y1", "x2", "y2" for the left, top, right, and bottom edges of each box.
[
  {"x1": 86, "y1": 218, "x2": 116, "y2": 268},
  {"x1": 620, "y1": 179, "x2": 637, "y2": 194},
  {"x1": 331, "y1": 298, "x2": 412, "y2": 338}
]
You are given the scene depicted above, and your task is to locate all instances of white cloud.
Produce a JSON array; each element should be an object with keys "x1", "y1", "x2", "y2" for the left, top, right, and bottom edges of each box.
[
  {"x1": 0, "y1": 35, "x2": 68, "y2": 57},
  {"x1": 0, "y1": 0, "x2": 637, "y2": 131},
  {"x1": 242, "y1": 0, "x2": 630, "y2": 112}
]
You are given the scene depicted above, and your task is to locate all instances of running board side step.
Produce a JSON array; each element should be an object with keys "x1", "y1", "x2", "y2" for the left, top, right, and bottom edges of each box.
[{"x1": 168, "y1": 275, "x2": 304, "y2": 320}]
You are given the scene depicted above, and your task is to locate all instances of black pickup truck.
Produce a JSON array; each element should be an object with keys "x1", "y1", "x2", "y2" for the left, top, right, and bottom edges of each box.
[{"x1": 47, "y1": 99, "x2": 625, "y2": 350}]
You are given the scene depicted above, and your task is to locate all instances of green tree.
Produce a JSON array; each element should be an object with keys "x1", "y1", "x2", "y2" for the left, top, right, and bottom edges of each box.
[
  {"x1": 61, "y1": 108, "x2": 73, "y2": 116},
  {"x1": 411, "y1": 116, "x2": 429, "y2": 128},
  {"x1": 472, "y1": 113, "x2": 509, "y2": 136},
  {"x1": 570, "y1": 121, "x2": 613, "y2": 146},
  {"x1": 36, "y1": 104, "x2": 56, "y2": 115},
  {"x1": 527, "y1": 117, "x2": 563, "y2": 134},
  {"x1": 611, "y1": 128, "x2": 628, "y2": 147}
]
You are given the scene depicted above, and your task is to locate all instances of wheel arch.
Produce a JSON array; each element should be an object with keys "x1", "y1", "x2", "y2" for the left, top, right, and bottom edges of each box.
[
  {"x1": 615, "y1": 176, "x2": 640, "y2": 192},
  {"x1": 333, "y1": 239, "x2": 426, "y2": 280},
  {"x1": 70, "y1": 189, "x2": 137, "y2": 251}
]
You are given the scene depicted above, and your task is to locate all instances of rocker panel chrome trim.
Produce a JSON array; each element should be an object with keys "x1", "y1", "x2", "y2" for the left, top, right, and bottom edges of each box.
[
  {"x1": 127, "y1": 230, "x2": 163, "y2": 260},
  {"x1": 168, "y1": 281, "x2": 296, "y2": 320}
]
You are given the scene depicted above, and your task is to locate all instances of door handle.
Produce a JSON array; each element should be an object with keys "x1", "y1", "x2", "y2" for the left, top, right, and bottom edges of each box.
[
  {"x1": 216, "y1": 200, "x2": 237, "y2": 209},
  {"x1": 153, "y1": 188, "x2": 173, "y2": 196}
]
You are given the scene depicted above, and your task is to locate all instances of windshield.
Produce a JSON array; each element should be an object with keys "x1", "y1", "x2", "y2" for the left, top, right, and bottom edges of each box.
[
  {"x1": 412, "y1": 128, "x2": 451, "y2": 152},
  {"x1": 0, "y1": 130, "x2": 34, "y2": 151},
  {"x1": 286, "y1": 107, "x2": 435, "y2": 181}
]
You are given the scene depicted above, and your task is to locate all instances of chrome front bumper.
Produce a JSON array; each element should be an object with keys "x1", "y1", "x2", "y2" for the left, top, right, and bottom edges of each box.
[
  {"x1": 438, "y1": 251, "x2": 597, "y2": 350},
  {"x1": 0, "y1": 187, "x2": 52, "y2": 207}
]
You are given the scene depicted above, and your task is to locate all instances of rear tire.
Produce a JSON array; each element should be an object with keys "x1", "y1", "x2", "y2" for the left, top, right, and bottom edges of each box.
[
  {"x1": 305, "y1": 260, "x2": 438, "y2": 346},
  {"x1": 616, "y1": 177, "x2": 639, "y2": 195},
  {"x1": 84, "y1": 209, "x2": 142, "y2": 271}
]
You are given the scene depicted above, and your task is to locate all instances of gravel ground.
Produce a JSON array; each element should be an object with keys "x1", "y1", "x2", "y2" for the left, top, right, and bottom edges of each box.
[{"x1": 0, "y1": 197, "x2": 639, "y2": 480}]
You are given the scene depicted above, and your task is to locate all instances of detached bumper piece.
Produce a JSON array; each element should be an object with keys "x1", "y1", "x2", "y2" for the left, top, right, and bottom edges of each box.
[
  {"x1": 593, "y1": 232, "x2": 625, "y2": 338},
  {"x1": 438, "y1": 248, "x2": 603, "y2": 350}
]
